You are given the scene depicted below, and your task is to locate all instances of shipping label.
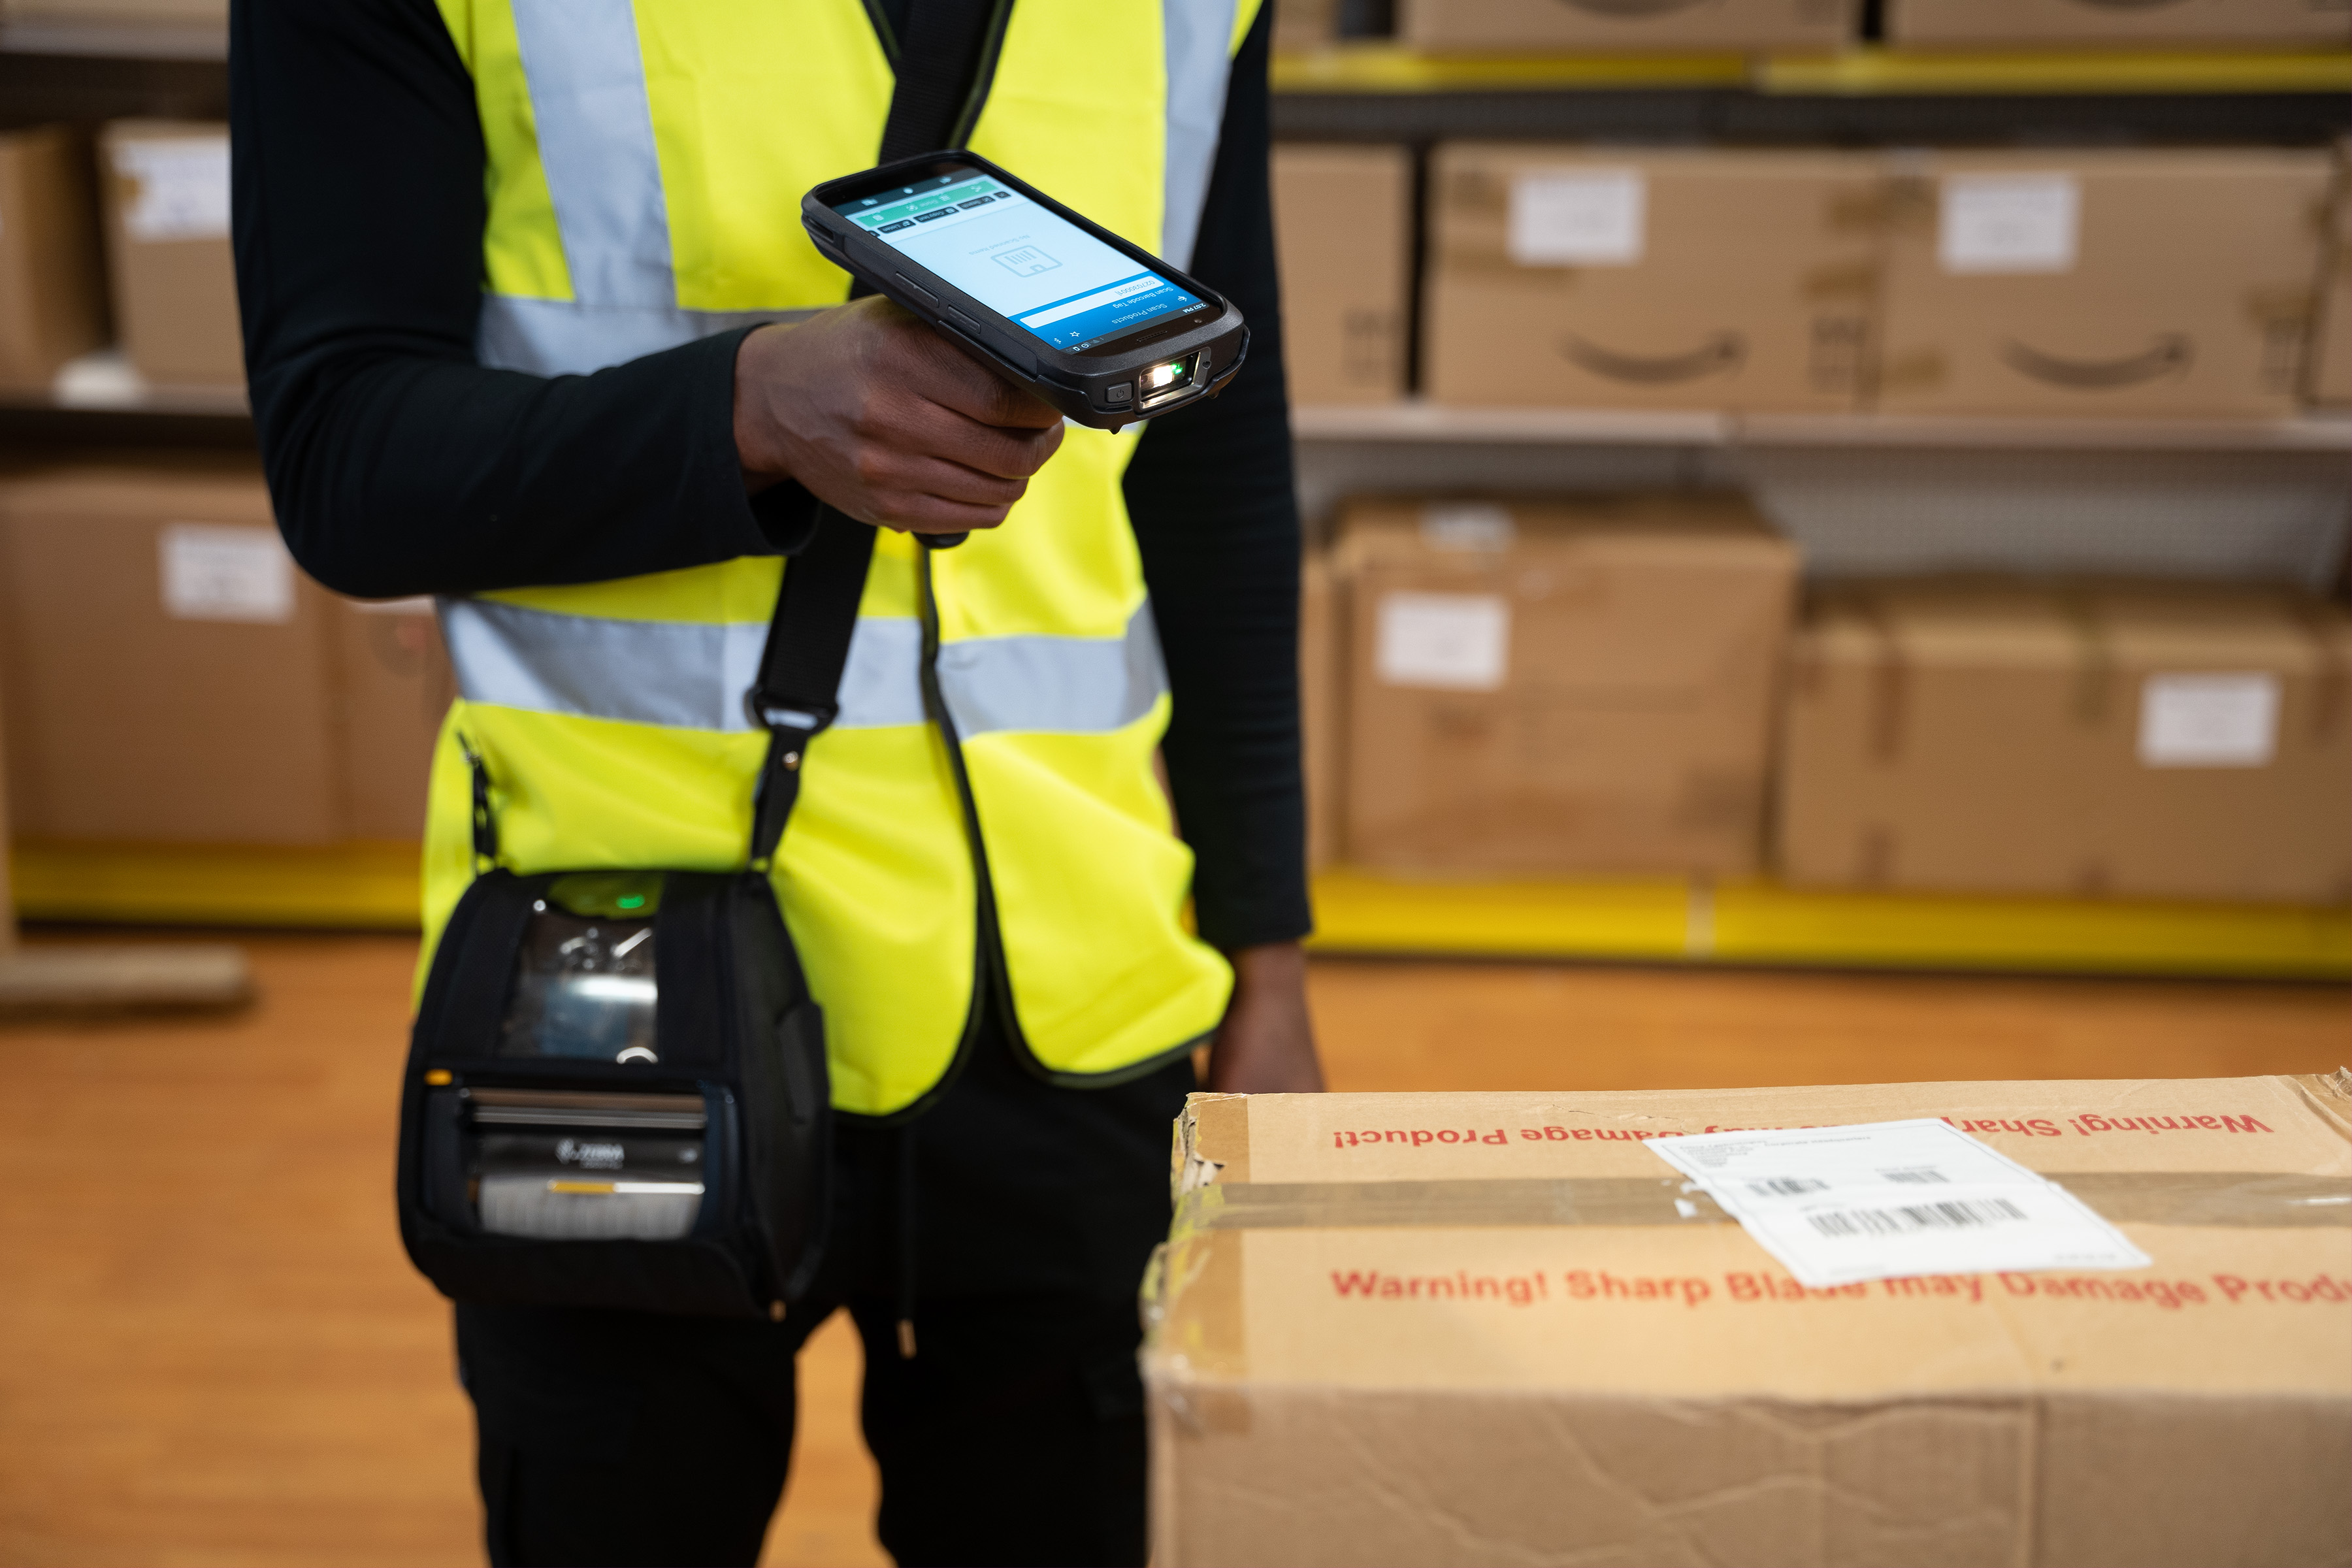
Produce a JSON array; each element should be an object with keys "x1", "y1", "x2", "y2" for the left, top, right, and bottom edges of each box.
[
  {"x1": 160, "y1": 524, "x2": 295, "y2": 624},
  {"x1": 1938, "y1": 173, "x2": 2080, "y2": 275},
  {"x1": 116, "y1": 137, "x2": 233, "y2": 243},
  {"x1": 1375, "y1": 591, "x2": 1511, "y2": 691},
  {"x1": 2138, "y1": 673, "x2": 2281, "y2": 768},
  {"x1": 1509, "y1": 170, "x2": 1646, "y2": 267},
  {"x1": 1648, "y1": 1119, "x2": 2151, "y2": 1288}
]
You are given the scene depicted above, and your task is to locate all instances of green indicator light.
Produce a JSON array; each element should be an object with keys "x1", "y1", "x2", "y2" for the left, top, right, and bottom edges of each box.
[{"x1": 617, "y1": 895, "x2": 645, "y2": 909}]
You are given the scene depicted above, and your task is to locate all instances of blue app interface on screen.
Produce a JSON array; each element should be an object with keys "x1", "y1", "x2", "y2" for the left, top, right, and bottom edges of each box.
[{"x1": 840, "y1": 171, "x2": 1205, "y2": 351}]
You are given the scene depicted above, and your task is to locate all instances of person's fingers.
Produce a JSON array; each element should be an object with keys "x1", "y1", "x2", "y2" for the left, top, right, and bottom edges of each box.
[
  {"x1": 859, "y1": 388, "x2": 1066, "y2": 483},
  {"x1": 891, "y1": 321, "x2": 1066, "y2": 430},
  {"x1": 853, "y1": 445, "x2": 1032, "y2": 510},
  {"x1": 859, "y1": 487, "x2": 1017, "y2": 532}
]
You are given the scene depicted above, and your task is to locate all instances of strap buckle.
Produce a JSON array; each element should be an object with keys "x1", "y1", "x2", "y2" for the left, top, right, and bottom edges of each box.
[{"x1": 744, "y1": 689, "x2": 839, "y2": 740}]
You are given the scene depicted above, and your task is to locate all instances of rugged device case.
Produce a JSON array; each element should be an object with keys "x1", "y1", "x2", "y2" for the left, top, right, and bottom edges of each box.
[{"x1": 803, "y1": 151, "x2": 1249, "y2": 432}]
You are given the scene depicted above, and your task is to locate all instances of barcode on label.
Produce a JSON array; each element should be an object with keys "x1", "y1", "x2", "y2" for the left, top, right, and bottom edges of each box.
[
  {"x1": 1746, "y1": 1178, "x2": 1829, "y2": 1197},
  {"x1": 1879, "y1": 1169, "x2": 1949, "y2": 1184},
  {"x1": 1806, "y1": 1197, "x2": 2029, "y2": 1239}
]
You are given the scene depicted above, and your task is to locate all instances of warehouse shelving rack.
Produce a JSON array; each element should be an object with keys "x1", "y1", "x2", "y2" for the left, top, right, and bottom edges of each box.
[
  {"x1": 1271, "y1": 34, "x2": 2351, "y2": 977},
  {"x1": 1, "y1": 25, "x2": 2347, "y2": 979}
]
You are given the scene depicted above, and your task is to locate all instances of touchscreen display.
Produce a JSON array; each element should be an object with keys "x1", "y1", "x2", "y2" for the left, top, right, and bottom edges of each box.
[{"x1": 836, "y1": 170, "x2": 1207, "y2": 353}]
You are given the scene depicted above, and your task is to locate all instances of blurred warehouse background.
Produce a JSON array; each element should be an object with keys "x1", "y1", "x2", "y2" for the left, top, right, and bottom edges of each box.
[{"x1": 0, "y1": 0, "x2": 2347, "y2": 1562}]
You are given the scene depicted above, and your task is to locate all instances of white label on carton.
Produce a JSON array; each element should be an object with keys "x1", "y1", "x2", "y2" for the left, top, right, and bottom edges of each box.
[
  {"x1": 1509, "y1": 171, "x2": 1644, "y2": 267},
  {"x1": 349, "y1": 595, "x2": 438, "y2": 615},
  {"x1": 1375, "y1": 592, "x2": 1510, "y2": 691},
  {"x1": 116, "y1": 137, "x2": 233, "y2": 242},
  {"x1": 1419, "y1": 503, "x2": 1516, "y2": 552},
  {"x1": 1938, "y1": 174, "x2": 2080, "y2": 274},
  {"x1": 160, "y1": 524, "x2": 295, "y2": 623},
  {"x1": 2138, "y1": 673, "x2": 2280, "y2": 768},
  {"x1": 1648, "y1": 1119, "x2": 2151, "y2": 1290}
]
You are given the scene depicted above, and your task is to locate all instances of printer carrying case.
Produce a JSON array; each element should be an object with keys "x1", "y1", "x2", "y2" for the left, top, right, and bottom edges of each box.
[{"x1": 395, "y1": 516, "x2": 877, "y2": 1320}]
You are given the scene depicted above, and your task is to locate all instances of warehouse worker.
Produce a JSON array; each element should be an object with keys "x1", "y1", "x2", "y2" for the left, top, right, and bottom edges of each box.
[{"x1": 230, "y1": 0, "x2": 1320, "y2": 1563}]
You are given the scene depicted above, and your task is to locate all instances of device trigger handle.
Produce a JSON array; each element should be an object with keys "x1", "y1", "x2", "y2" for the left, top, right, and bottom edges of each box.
[{"x1": 920, "y1": 532, "x2": 970, "y2": 549}]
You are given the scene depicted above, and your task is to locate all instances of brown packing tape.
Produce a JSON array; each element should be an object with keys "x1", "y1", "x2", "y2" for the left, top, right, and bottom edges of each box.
[
  {"x1": 1180, "y1": 1092, "x2": 1252, "y2": 1186},
  {"x1": 1856, "y1": 590, "x2": 1908, "y2": 765},
  {"x1": 2284, "y1": 595, "x2": 2352, "y2": 746},
  {"x1": 1800, "y1": 260, "x2": 1878, "y2": 301},
  {"x1": 1175, "y1": 1172, "x2": 2352, "y2": 1236},
  {"x1": 1876, "y1": 346, "x2": 1950, "y2": 393},
  {"x1": 2051, "y1": 586, "x2": 2117, "y2": 730}
]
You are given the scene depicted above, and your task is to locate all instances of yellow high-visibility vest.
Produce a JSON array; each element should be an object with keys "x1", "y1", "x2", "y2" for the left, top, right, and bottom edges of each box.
[{"x1": 423, "y1": 0, "x2": 1260, "y2": 1117}]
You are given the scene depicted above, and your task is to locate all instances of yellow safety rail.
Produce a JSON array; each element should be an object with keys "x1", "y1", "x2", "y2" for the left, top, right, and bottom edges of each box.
[
  {"x1": 1271, "y1": 44, "x2": 1750, "y2": 92},
  {"x1": 12, "y1": 843, "x2": 2349, "y2": 978},
  {"x1": 1271, "y1": 44, "x2": 2352, "y2": 97},
  {"x1": 1311, "y1": 868, "x2": 2352, "y2": 980},
  {"x1": 9, "y1": 840, "x2": 424, "y2": 930},
  {"x1": 1760, "y1": 46, "x2": 2352, "y2": 96}
]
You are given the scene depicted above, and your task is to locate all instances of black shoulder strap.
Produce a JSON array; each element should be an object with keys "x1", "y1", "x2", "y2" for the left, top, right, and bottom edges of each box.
[
  {"x1": 878, "y1": 0, "x2": 1007, "y2": 159},
  {"x1": 744, "y1": 512, "x2": 874, "y2": 868},
  {"x1": 744, "y1": 0, "x2": 1007, "y2": 869}
]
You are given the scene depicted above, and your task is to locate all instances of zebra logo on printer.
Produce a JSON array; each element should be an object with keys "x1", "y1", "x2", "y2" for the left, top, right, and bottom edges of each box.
[{"x1": 555, "y1": 1138, "x2": 626, "y2": 1170}]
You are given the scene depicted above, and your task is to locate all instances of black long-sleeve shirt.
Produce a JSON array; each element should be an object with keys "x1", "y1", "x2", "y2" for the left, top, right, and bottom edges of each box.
[{"x1": 229, "y1": 0, "x2": 1309, "y2": 952}]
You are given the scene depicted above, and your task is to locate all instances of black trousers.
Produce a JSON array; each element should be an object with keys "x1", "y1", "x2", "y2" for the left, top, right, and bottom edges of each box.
[{"x1": 454, "y1": 1026, "x2": 1194, "y2": 1568}]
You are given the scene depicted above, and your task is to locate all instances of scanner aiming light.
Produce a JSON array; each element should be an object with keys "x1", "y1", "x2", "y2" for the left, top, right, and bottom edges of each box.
[{"x1": 1137, "y1": 352, "x2": 1201, "y2": 410}]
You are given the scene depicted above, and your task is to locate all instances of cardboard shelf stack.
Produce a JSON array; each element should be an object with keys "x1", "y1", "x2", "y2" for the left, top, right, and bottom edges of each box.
[
  {"x1": 0, "y1": 461, "x2": 451, "y2": 930},
  {"x1": 1285, "y1": 140, "x2": 2351, "y2": 427},
  {"x1": 1270, "y1": 3, "x2": 2352, "y2": 977}
]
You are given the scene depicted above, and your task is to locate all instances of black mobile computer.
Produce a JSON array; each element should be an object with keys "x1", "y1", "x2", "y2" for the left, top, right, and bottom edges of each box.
[{"x1": 803, "y1": 152, "x2": 1249, "y2": 434}]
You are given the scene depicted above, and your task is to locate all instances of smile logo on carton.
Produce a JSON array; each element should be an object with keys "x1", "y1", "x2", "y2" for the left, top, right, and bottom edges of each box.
[
  {"x1": 1559, "y1": 332, "x2": 1745, "y2": 385},
  {"x1": 1557, "y1": 0, "x2": 1712, "y2": 16},
  {"x1": 1997, "y1": 334, "x2": 2192, "y2": 391}
]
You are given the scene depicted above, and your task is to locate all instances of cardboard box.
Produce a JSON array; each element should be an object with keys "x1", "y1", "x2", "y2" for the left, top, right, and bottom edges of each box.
[
  {"x1": 98, "y1": 121, "x2": 241, "y2": 389},
  {"x1": 1147, "y1": 1076, "x2": 2352, "y2": 1568},
  {"x1": 3, "y1": 0, "x2": 225, "y2": 24},
  {"x1": 1337, "y1": 494, "x2": 1797, "y2": 877},
  {"x1": 1270, "y1": 0, "x2": 1339, "y2": 53},
  {"x1": 1273, "y1": 146, "x2": 1412, "y2": 408},
  {"x1": 0, "y1": 462, "x2": 339, "y2": 844},
  {"x1": 1887, "y1": 0, "x2": 2351, "y2": 49},
  {"x1": 0, "y1": 126, "x2": 107, "y2": 392},
  {"x1": 1876, "y1": 149, "x2": 2333, "y2": 419},
  {"x1": 1400, "y1": 0, "x2": 1855, "y2": 53},
  {"x1": 1301, "y1": 550, "x2": 1341, "y2": 871},
  {"x1": 1776, "y1": 578, "x2": 2352, "y2": 904},
  {"x1": 334, "y1": 597, "x2": 453, "y2": 841},
  {"x1": 1424, "y1": 146, "x2": 1882, "y2": 413},
  {"x1": 2309, "y1": 146, "x2": 2352, "y2": 408},
  {"x1": 0, "y1": 463, "x2": 451, "y2": 848}
]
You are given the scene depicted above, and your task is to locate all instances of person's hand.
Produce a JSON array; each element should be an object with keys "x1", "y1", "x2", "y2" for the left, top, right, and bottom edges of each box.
[
  {"x1": 733, "y1": 297, "x2": 1066, "y2": 535},
  {"x1": 1205, "y1": 941, "x2": 1324, "y2": 1093}
]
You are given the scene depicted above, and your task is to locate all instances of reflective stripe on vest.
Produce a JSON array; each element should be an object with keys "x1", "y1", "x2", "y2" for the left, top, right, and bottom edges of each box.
[
  {"x1": 441, "y1": 595, "x2": 1167, "y2": 738},
  {"x1": 423, "y1": 0, "x2": 1260, "y2": 1117},
  {"x1": 482, "y1": 0, "x2": 1245, "y2": 377}
]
